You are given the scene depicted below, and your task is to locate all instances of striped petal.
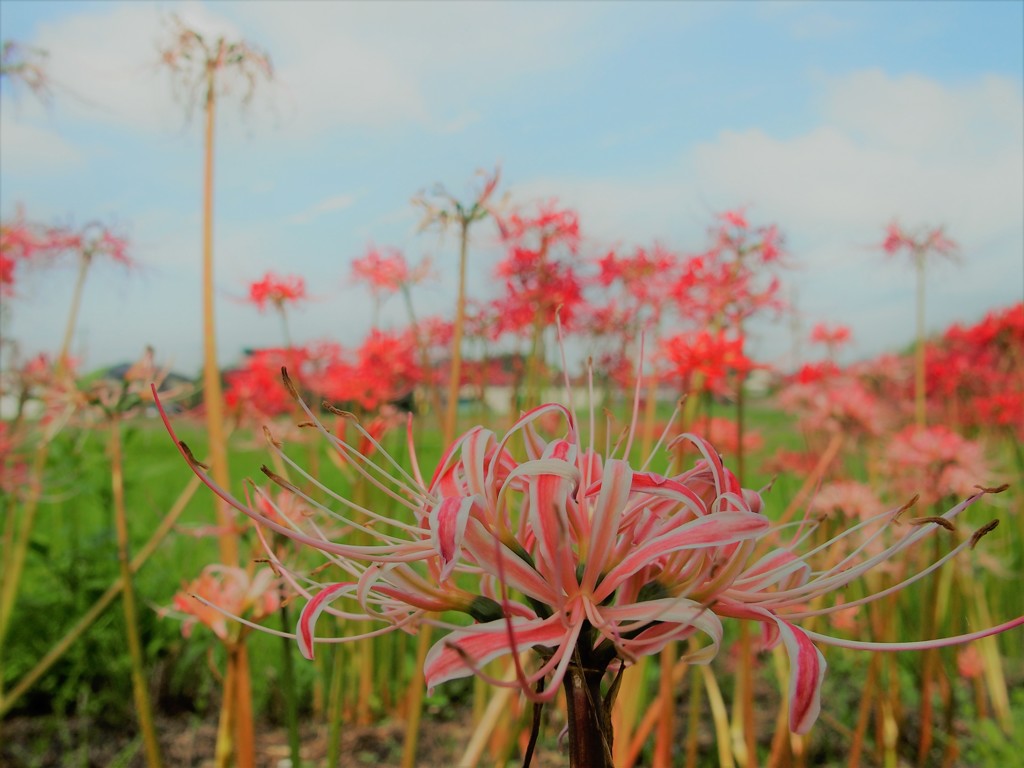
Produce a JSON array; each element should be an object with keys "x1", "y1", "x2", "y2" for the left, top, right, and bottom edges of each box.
[{"x1": 296, "y1": 582, "x2": 353, "y2": 660}]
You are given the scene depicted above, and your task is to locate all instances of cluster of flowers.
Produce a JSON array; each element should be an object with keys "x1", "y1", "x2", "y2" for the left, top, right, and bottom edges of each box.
[
  {"x1": 223, "y1": 206, "x2": 786, "y2": 426},
  {"x1": 924, "y1": 303, "x2": 1024, "y2": 436},
  {"x1": 224, "y1": 332, "x2": 422, "y2": 418},
  {"x1": 1, "y1": 215, "x2": 131, "y2": 297}
]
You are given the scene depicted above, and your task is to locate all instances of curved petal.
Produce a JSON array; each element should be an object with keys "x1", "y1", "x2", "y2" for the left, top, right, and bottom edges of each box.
[
  {"x1": 297, "y1": 582, "x2": 354, "y2": 660},
  {"x1": 423, "y1": 617, "x2": 569, "y2": 689},
  {"x1": 776, "y1": 619, "x2": 826, "y2": 734}
]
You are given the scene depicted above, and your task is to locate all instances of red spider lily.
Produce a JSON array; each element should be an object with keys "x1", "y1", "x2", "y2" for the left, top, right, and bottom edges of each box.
[
  {"x1": 810, "y1": 481, "x2": 885, "y2": 522},
  {"x1": 498, "y1": 199, "x2": 579, "y2": 249},
  {"x1": 414, "y1": 166, "x2": 504, "y2": 233},
  {"x1": 671, "y1": 212, "x2": 786, "y2": 329},
  {"x1": 311, "y1": 330, "x2": 421, "y2": 412},
  {"x1": 247, "y1": 272, "x2": 306, "y2": 312},
  {"x1": 350, "y1": 245, "x2": 432, "y2": 296},
  {"x1": 885, "y1": 425, "x2": 990, "y2": 506},
  {"x1": 492, "y1": 259, "x2": 585, "y2": 336},
  {"x1": 0, "y1": 215, "x2": 130, "y2": 297},
  {"x1": 595, "y1": 243, "x2": 679, "y2": 313},
  {"x1": 0, "y1": 254, "x2": 15, "y2": 296},
  {"x1": 1, "y1": 215, "x2": 50, "y2": 295},
  {"x1": 493, "y1": 201, "x2": 585, "y2": 336},
  {"x1": 973, "y1": 392, "x2": 1024, "y2": 435},
  {"x1": 957, "y1": 645, "x2": 984, "y2": 680},
  {"x1": 156, "y1": 372, "x2": 1023, "y2": 747},
  {"x1": 225, "y1": 346, "x2": 310, "y2": 420},
  {"x1": 792, "y1": 360, "x2": 841, "y2": 385},
  {"x1": 924, "y1": 303, "x2": 1024, "y2": 431},
  {"x1": 778, "y1": 377, "x2": 887, "y2": 439},
  {"x1": 881, "y1": 222, "x2": 958, "y2": 260},
  {"x1": 43, "y1": 222, "x2": 133, "y2": 267},
  {"x1": 660, "y1": 330, "x2": 755, "y2": 397},
  {"x1": 809, "y1": 322, "x2": 851, "y2": 348},
  {"x1": 171, "y1": 565, "x2": 281, "y2": 642}
]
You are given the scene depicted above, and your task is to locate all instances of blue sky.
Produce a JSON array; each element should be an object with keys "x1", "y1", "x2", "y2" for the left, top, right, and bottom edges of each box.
[{"x1": 1, "y1": 0, "x2": 1022, "y2": 375}]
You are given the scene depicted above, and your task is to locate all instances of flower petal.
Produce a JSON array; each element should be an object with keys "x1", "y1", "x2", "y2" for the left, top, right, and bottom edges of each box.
[
  {"x1": 296, "y1": 582, "x2": 353, "y2": 660},
  {"x1": 776, "y1": 619, "x2": 826, "y2": 734},
  {"x1": 423, "y1": 617, "x2": 568, "y2": 689}
]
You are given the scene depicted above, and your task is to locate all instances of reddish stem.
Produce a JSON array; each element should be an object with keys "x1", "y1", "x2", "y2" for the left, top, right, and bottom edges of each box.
[{"x1": 563, "y1": 663, "x2": 614, "y2": 768}]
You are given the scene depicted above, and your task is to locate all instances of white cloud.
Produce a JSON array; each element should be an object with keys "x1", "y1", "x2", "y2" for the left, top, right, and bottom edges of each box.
[
  {"x1": 25, "y1": 1, "x2": 608, "y2": 140},
  {"x1": 0, "y1": 111, "x2": 84, "y2": 175},
  {"x1": 30, "y1": 2, "x2": 244, "y2": 134},
  {"x1": 508, "y1": 69, "x2": 1024, "y2": 363},
  {"x1": 287, "y1": 193, "x2": 357, "y2": 225}
]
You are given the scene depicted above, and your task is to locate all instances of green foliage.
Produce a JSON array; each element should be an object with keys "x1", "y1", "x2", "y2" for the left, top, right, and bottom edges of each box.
[{"x1": 961, "y1": 688, "x2": 1024, "y2": 767}]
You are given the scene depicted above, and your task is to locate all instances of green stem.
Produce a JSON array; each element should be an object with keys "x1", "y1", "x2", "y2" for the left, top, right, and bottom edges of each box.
[
  {"x1": 279, "y1": 600, "x2": 302, "y2": 767},
  {"x1": 401, "y1": 284, "x2": 445, "y2": 431},
  {"x1": 109, "y1": 414, "x2": 164, "y2": 768},
  {"x1": 914, "y1": 251, "x2": 927, "y2": 429},
  {"x1": 58, "y1": 254, "x2": 90, "y2": 371},
  {"x1": 443, "y1": 219, "x2": 470, "y2": 444},
  {"x1": 201, "y1": 61, "x2": 237, "y2": 568},
  {"x1": 327, "y1": 621, "x2": 346, "y2": 767}
]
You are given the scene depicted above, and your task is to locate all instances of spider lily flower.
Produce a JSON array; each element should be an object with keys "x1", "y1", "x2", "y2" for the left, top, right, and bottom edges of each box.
[
  {"x1": 154, "y1": 372, "x2": 1022, "y2": 743},
  {"x1": 247, "y1": 271, "x2": 307, "y2": 312},
  {"x1": 171, "y1": 564, "x2": 282, "y2": 642}
]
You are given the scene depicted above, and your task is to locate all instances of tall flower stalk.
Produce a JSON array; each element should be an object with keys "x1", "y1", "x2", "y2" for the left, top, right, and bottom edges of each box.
[
  {"x1": 415, "y1": 167, "x2": 502, "y2": 445},
  {"x1": 882, "y1": 222, "x2": 959, "y2": 429},
  {"x1": 158, "y1": 20, "x2": 271, "y2": 767},
  {"x1": 159, "y1": 16, "x2": 272, "y2": 566},
  {"x1": 156, "y1": 366, "x2": 1023, "y2": 767}
]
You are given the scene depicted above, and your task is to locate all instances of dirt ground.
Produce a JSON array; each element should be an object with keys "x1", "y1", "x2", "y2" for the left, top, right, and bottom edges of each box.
[{"x1": 0, "y1": 711, "x2": 568, "y2": 768}]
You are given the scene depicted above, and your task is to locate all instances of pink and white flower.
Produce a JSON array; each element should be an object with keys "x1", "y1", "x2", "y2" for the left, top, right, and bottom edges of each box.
[{"x1": 155, "y1": 372, "x2": 1022, "y2": 736}]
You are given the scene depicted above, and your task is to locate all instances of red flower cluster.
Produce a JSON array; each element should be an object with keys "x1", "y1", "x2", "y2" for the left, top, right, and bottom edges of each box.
[
  {"x1": 316, "y1": 329, "x2": 420, "y2": 411},
  {"x1": 670, "y1": 213, "x2": 785, "y2": 328},
  {"x1": 924, "y1": 303, "x2": 1024, "y2": 435},
  {"x1": 225, "y1": 347, "x2": 309, "y2": 420},
  {"x1": 660, "y1": 330, "x2": 755, "y2": 397},
  {"x1": 881, "y1": 222, "x2": 958, "y2": 260},
  {"x1": 226, "y1": 332, "x2": 422, "y2": 420},
  {"x1": 247, "y1": 272, "x2": 306, "y2": 312},
  {"x1": 493, "y1": 201, "x2": 584, "y2": 335},
  {"x1": 1, "y1": 215, "x2": 131, "y2": 295},
  {"x1": 350, "y1": 246, "x2": 431, "y2": 296},
  {"x1": 810, "y1": 323, "x2": 851, "y2": 348}
]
